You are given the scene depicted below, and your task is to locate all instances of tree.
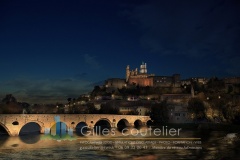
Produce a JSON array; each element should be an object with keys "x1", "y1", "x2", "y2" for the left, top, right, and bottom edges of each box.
[
  {"x1": 2, "y1": 94, "x2": 17, "y2": 104},
  {"x1": 56, "y1": 103, "x2": 65, "y2": 114},
  {"x1": 222, "y1": 105, "x2": 235, "y2": 122},
  {"x1": 227, "y1": 85, "x2": 234, "y2": 94},
  {"x1": 150, "y1": 99, "x2": 169, "y2": 123},
  {"x1": 2, "y1": 102, "x2": 23, "y2": 114},
  {"x1": 32, "y1": 104, "x2": 48, "y2": 114},
  {"x1": 206, "y1": 77, "x2": 225, "y2": 93},
  {"x1": 99, "y1": 103, "x2": 119, "y2": 114},
  {"x1": 19, "y1": 102, "x2": 31, "y2": 113},
  {"x1": 67, "y1": 98, "x2": 72, "y2": 103},
  {"x1": 86, "y1": 103, "x2": 98, "y2": 114},
  {"x1": 233, "y1": 111, "x2": 240, "y2": 124},
  {"x1": 128, "y1": 110, "x2": 139, "y2": 115},
  {"x1": 187, "y1": 98, "x2": 206, "y2": 120}
]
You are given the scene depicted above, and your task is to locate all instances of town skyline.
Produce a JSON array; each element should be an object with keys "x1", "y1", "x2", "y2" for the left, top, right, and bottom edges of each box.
[{"x1": 1, "y1": 0, "x2": 240, "y2": 103}]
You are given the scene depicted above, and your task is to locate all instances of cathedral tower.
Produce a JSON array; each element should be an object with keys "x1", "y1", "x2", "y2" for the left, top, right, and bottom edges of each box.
[
  {"x1": 126, "y1": 65, "x2": 130, "y2": 82},
  {"x1": 140, "y1": 62, "x2": 147, "y2": 74}
]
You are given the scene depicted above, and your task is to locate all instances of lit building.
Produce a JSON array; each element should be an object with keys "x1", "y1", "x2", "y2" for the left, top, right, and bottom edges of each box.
[
  {"x1": 224, "y1": 77, "x2": 240, "y2": 84},
  {"x1": 168, "y1": 104, "x2": 191, "y2": 123},
  {"x1": 118, "y1": 106, "x2": 150, "y2": 116},
  {"x1": 161, "y1": 94, "x2": 192, "y2": 123},
  {"x1": 181, "y1": 77, "x2": 209, "y2": 85},
  {"x1": 105, "y1": 78, "x2": 126, "y2": 92},
  {"x1": 126, "y1": 62, "x2": 181, "y2": 87}
]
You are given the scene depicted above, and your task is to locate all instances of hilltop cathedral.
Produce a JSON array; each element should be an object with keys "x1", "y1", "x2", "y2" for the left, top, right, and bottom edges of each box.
[
  {"x1": 105, "y1": 62, "x2": 181, "y2": 90},
  {"x1": 126, "y1": 62, "x2": 181, "y2": 87}
]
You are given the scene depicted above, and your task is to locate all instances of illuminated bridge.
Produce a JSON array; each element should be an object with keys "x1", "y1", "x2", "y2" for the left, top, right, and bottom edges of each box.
[{"x1": 0, "y1": 114, "x2": 151, "y2": 136}]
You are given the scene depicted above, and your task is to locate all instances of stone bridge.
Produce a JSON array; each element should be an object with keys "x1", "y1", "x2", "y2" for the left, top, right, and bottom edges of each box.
[{"x1": 0, "y1": 114, "x2": 151, "y2": 136}]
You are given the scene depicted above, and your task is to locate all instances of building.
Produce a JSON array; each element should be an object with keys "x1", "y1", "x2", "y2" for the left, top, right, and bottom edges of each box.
[
  {"x1": 160, "y1": 94, "x2": 192, "y2": 103},
  {"x1": 181, "y1": 77, "x2": 209, "y2": 86},
  {"x1": 119, "y1": 106, "x2": 137, "y2": 115},
  {"x1": 224, "y1": 77, "x2": 240, "y2": 84},
  {"x1": 118, "y1": 105, "x2": 150, "y2": 116},
  {"x1": 160, "y1": 94, "x2": 192, "y2": 123},
  {"x1": 126, "y1": 62, "x2": 154, "y2": 86},
  {"x1": 105, "y1": 78, "x2": 126, "y2": 91},
  {"x1": 136, "y1": 106, "x2": 151, "y2": 116},
  {"x1": 152, "y1": 74, "x2": 181, "y2": 87},
  {"x1": 168, "y1": 104, "x2": 191, "y2": 123},
  {"x1": 105, "y1": 78, "x2": 126, "y2": 89},
  {"x1": 224, "y1": 77, "x2": 240, "y2": 94},
  {"x1": 126, "y1": 62, "x2": 181, "y2": 87},
  {"x1": 105, "y1": 78, "x2": 126, "y2": 92}
]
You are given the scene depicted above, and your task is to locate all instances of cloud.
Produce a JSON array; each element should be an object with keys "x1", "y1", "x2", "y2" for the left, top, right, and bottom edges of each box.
[
  {"x1": 130, "y1": 0, "x2": 239, "y2": 55},
  {"x1": 83, "y1": 54, "x2": 100, "y2": 69},
  {"x1": 75, "y1": 72, "x2": 88, "y2": 80},
  {"x1": 121, "y1": 0, "x2": 240, "y2": 75},
  {"x1": 0, "y1": 77, "x2": 94, "y2": 104}
]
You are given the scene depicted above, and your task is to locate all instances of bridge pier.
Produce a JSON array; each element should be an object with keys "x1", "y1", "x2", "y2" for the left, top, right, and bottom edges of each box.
[
  {"x1": 4, "y1": 124, "x2": 20, "y2": 136},
  {"x1": 129, "y1": 123, "x2": 134, "y2": 127},
  {"x1": 40, "y1": 128, "x2": 45, "y2": 134}
]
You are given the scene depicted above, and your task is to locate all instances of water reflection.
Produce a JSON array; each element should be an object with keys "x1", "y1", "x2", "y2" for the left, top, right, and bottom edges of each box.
[
  {"x1": 0, "y1": 127, "x2": 240, "y2": 159},
  {"x1": 0, "y1": 134, "x2": 9, "y2": 147},
  {"x1": 19, "y1": 134, "x2": 41, "y2": 144}
]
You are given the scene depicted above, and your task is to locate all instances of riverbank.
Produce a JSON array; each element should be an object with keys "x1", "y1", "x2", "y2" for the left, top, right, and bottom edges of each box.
[{"x1": 152, "y1": 123, "x2": 240, "y2": 132}]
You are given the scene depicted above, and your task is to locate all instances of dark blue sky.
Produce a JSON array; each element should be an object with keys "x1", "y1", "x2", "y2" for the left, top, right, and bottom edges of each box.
[{"x1": 0, "y1": 0, "x2": 240, "y2": 103}]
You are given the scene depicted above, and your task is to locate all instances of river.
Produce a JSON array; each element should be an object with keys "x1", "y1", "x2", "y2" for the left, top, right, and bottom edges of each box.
[{"x1": 0, "y1": 126, "x2": 240, "y2": 160}]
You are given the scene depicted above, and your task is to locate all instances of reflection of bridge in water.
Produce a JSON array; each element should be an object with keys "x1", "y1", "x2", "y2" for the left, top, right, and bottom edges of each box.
[{"x1": 0, "y1": 114, "x2": 151, "y2": 136}]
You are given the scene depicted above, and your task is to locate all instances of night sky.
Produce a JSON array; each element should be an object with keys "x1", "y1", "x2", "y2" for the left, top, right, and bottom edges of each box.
[{"x1": 0, "y1": 0, "x2": 240, "y2": 103}]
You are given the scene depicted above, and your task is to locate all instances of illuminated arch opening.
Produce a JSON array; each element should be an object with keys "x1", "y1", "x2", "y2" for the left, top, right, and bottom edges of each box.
[
  {"x1": 19, "y1": 122, "x2": 41, "y2": 135},
  {"x1": 134, "y1": 120, "x2": 143, "y2": 128},
  {"x1": 117, "y1": 119, "x2": 130, "y2": 131},
  {"x1": 94, "y1": 119, "x2": 111, "y2": 135},
  {"x1": 75, "y1": 122, "x2": 88, "y2": 136},
  {"x1": 19, "y1": 122, "x2": 41, "y2": 144}
]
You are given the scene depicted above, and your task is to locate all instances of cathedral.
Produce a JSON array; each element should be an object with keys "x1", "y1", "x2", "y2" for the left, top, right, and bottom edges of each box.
[
  {"x1": 105, "y1": 62, "x2": 181, "y2": 90},
  {"x1": 126, "y1": 62, "x2": 181, "y2": 87}
]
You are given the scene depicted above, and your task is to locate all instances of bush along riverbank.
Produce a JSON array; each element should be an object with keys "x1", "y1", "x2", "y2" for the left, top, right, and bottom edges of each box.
[{"x1": 151, "y1": 123, "x2": 240, "y2": 132}]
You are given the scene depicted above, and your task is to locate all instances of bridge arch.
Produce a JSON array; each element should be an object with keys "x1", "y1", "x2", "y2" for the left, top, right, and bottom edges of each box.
[
  {"x1": 0, "y1": 122, "x2": 11, "y2": 136},
  {"x1": 117, "y1": 119, "x2": 130, "y2": 130},
  {"x1": 134, "y1": 119, "x2": 143, "y2": 128},
  {"x1": 19, "y1": 122, "x2": 42, "y2": 135},
  {"x1": 75, "y1": 122, "x2": 88, "y2": 136},
  {"x1": 76, "y1": 122, "x2": 88, "y2": 129},
  {"x1": 94, "y1": 118, "x2": 111, "y2": 127},
  {"x1": 94, "y1": 118, "x2": 111, "y2": 135}
]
